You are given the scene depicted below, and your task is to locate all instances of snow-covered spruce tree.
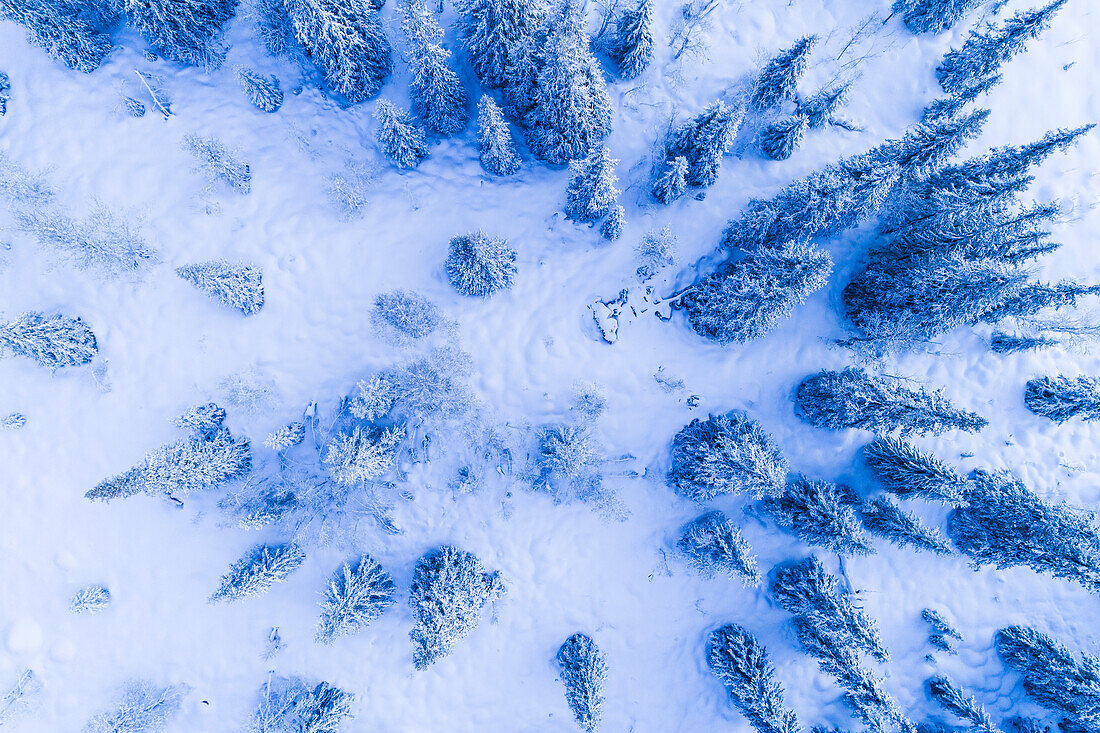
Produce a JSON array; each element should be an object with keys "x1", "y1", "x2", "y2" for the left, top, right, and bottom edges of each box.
[
  {"x1": 995, "y1": 625, "x2": 1100, "y2": 730},
  {"x1": 1006, "y1": 717, "x2": 1050, "y2": 733},
  {"x1": 937, "y1": 0, "x2": 1067, "y2": 95},
  {"x1": 284, "y1": 0, "x2": 392, "y2": 102},
  {"x1": 922, "y1": 608, "x2": 963, "y2": 654},
  {"x1": 679, "y1": 242, "x2": 832, "y2": 344},
  {"x1": 600, "y1": 205, "x2": 625, "y2": 241},
  {"x1": 477, "y1": 95, "x2": 521, "y2": 175},
  {"x1": 71, "y1": 584, "x2": 111, "y2": 614},
  {"x1": 317, "y1": 555, "x2": 396, "y2": 642},
  {"x1": 651, "y1": 155, "x2": 687, "y2": 204},
  {"x1": 757, "y1": 476, "x2": 872, "y2": 556},
  {"x1": 557, "y1": 633, "x2": 607, "y2": 732},
  {"x1": 124, "y1": 0, "x2": 237, "y2": 67},
  {"x1": 991, "y1": 333, "x2": 1056, "y2": 354},
  {"x1": 85, "y1": 680, "x2": 187, "y2": 733},
  {"x1": 565, "y1": 147, "x2": 620, "y2": 223},
  {"x1": 265, "y1": 421, "x2": 306, "y2": 451},
  {"x1": 176, "y1": 402, "x2": 228, "y2": 438},
  {"x1": 677, "y1": 510, "x2": 760, "y2": 583},
  {"x1": 236, "y1": 67, "x2": 283, "y2": 112},
  {"x1": 858, "y1": 496, "x2": 952, "y2": 555},
  {"x1": 862, "y1": 437, "x2": 966, "y2": 503},
  {"x1": 1024, "y1": 375, "x2": 1100, "y2": 423},
  {"x1": 796, "y1": 84, "x2": 848, "y2": 129},
  {"x1": 446, "y1": 232, "x2": 517, "y2": 296},
  {"x1": 0, "y1": 312, "x2": 97, "y2": 369},
  {"x1": 249, "y1": 676, "x2": 354, "y2": 733},
  {"x1": 184, "y1": 134, "x2": 252, "y2": 194},
  {"x1": 210, "y1": 543, "x2": 305, "y2": 602},
  {"x1": 523, "y1": 7, "x2": 612, "y2": 165},
  {"x1": 402, "y1": 0, "x2": 469, "y2": 136},
  {"x1": 409, "y1": 546, "x2": 504, "y2": 669},
  {"x1": 253, "y1": 0, "x2": 293, "y2": 56},
  {"x1": 375, "y1": 100, "x2": 430, "y2": 168},
  {"x1": 610, "y1": 0, "x2": 652, "y2": 80},
  {"x1": 664, "y1": 101, "x2": 743, "y2": 188},
  {"x1": 706, "y1": 624, "x2": 800, "y2": 733},
  {"x1": 751, "y1": 35, "x2": 816, "y2": 111},
  {"x1": 454, "y1": 0, "x2": 545, "y2": 90},
  {"x1": 926, "y1": 675, "x2": 996, "y2": 732},
  {"x1": 667, "y1": 410, "x2": 788, "y2": 501},
  {"x1": 894, "y1": 0, "x2": 982, "y2": 35},
  {"x1": 948, "y1": 470, "x2": 1100, "y2": 594},
  {"x1": 323, "y1": 424, "x2": 406, "y2": 485},
  {"x1": 760, "y1": 115, "x2": 808, "y2": 161},
  {"x1": 795, "y1": 368, "x2": 988, "y2": 436},
  {"x1": 372, "y1": 289, "x2": 440, "y2": 338},
  {"x1": 177, "y1": 260, "x2": 264, "y2": 315},
  {"x1": 0, "y1": 0, "x2": 115, "y2": 72}
]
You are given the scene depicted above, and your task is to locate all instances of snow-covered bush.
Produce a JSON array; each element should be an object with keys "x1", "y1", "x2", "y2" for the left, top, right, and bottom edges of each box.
[
  {"x1": 609, "y1": 0, "x2": 652, "y2": 80},
  {"x1": 14, "y1": 203, "x2": 158, "y2": 276},
  {"x1": 751, "y1": 36, "x2": 815, "y2": 111},
  {"x1": 557, "y1": 633, "x2": 607, "y2": 732},
  {"x1": 124, "y1": 0, "x2": 237, "y2": 67},
  {"x1": 210, "y1": 543, "x2": 306, "y2": 602},
  {"x1": 323, "y1": 424, "x2": 405, "y2": 485},
  {"x1": 927, "y1": 675, "x2": 995, "y2": 732},
  {"x1": 71, "y1": 584, "x2": 111, "y2": 614},
  {"x1": 446, "y1": 232, "x2": 516, "y2": 297},
  {"x1": 184, "y1": 134, "x2": 252, "y2": 194},
  {"x1": 995, "y1": 625, "x2": 1100, "y2": 730},
  {"x1": 454, "y1": 0, "x2": 544, "y2": 90},
  {"x1": 371, "y1": 289, "x2": 440, "y2": 339},
  {"x1": 375, "y1": 100, "x2": 430, "y2": 169},
  {"x1": 0, "y1": 669, "x2": 41, "y2": 726},
  {"x1": 1, "y1": 413, "x2": 26, "y2": 430},
  {"x1": 349, "y1": 346, "x2": 475, "y2": 426},
  {"x1": 758, "y1": 476, "x2": 872, "y2": 556},
  {"x1": 667, "y1": 410, "x2": 787, "y2": 501},
  {"x1": 284, "y1": 0, "x2": 392, "y2": 101},
  {"x1": 1024, "y1": 376, "x2": 1100, "y2": 423},
  {"x1": 651, "y1": 156, "x2": 687, "y2": 204},
  {"x1": 894, "y1": 0, "x2": 981, "y2": 35},
  {"x1": 679, "y1": 242, "x2": 832, "y2": 343},
  {"x1": 535, "y1": 423, "x2": 602, "y2": 494},
  {"x1": 0, "y1": 312, "x2": 98, "y2": 369},
  {"x1": 476, "y1": 95, "x2": 520, "y2": 176},
  {"x1": 862, "y1": 437, "x2": 967, "y2": 503},
  {"x1": 177, "y1": 260, "x2": 264, "y2": 315},
  {"x1": 795, "y1": 368, "x2": 988, "y2": 436},
  {"x1": 266, "y1": 421, "x2": 306, "y2": 452},
  {"x1": 634, "y1": 227, "x2": 676, "y2": 281},
  {"x1": 248, "y1": 676, "x2": 354, "y2": 733},
  {"x1": 317, "y1": 555, "x2": 396, "y2": 642},
  {"x1": 0, "y1": 0, "x2": 114, "y2": 72},
  {"x1": 402, "y1": 0, "x2": 468, "y2": 136},
  {"x1": 409, "y1": 546, "x2": 504, "y2": 669},
  {"x1": 85, "y1": 680, "x2": 187, "y2": 733},
  {"x1": 236, "y1": 67, "x2": 283, "y2": 112},
  {"x1": 676, "y1": 510, "x2": 759, "y2": 583},
  {"x1": 948, "y1": 470, "x2": 1100, "y2": 594},
  {"x1": 706, "y1": 624, "x2": 799, "y2": 733},
  {"x1": 760, "y1": 115, "x2": 808, "y2": 161},
  {"x1": 858, "y1": 496, "x2": 951, "y2": 555},
  {"x1": 565, "y1": 147, "x2": 619, "y2": 223},
  {"x1": 664, "y1": 101, "x2": 743, "y2": 189}
]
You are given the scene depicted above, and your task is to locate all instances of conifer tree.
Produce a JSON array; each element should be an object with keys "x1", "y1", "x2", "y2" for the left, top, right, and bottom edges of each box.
[
  {"x1": 236, "y1": 67, "x2": 283, "y2": 112},
  {"x1": 665, "y1": 101, "x2": 743, "y2": 188},
  {"x1": 123, "y1": 0, "x2": 238, "y2": 67},
  {"x1": 85, "y1": 680, "x2": 187, "y2": 733},
  {"x1": 751, "y1": 36, "x2": 816, "y2": 111},
  {"x1": 210, "y1": 543, "x2": 306, "y2": 602},
  {"x1": 477, "y1": 95, "x2": 521, "y2": 175},
  {"x1": 0, "y1": 311, "x2": 98, "y2": 369},
  {"x1": 862, "y1": 437, "x2": 966, "y2": 503},
  {"x1": 667, "y1": 410, "x2": 788, "y2": 501},
  {"x1": 995, "y1": 625, "x2": 1100, "y2": 730},
  {"x1": 759, "y1": 476, "x2": 872, "y2": 556},
  {"x1": 760, "y1": 115, "x2": 807, "y2": 161},
  {"x1": 926, "y1": 676, "x2": 997, "y2": 732},
  {"x1": 610, "y1": 0, "x2": 652, "y2": 80},
  {"x1": 600, "y1": 204, "x2": 625, "y2": 241},
  {"x1": 922, "y1": 608, "x2": 963, "y2": 654},
  {"x1": 0, "y1": 0, "x2": 115, "y2": 72},
  {"x1": 284, "y1": 0, "x2": 393, "y2": 102},
  {"x1": 454, "y1": 0, "x2": 545, "y2": 89},
  {"x1": 446, "y1": 231, "x2": 517, "y2": 296},
  {"x1": 176, "y1": 260, "x2": 264, "y2": 315},
  {"x1": 859, "y1": 496, "x2": 952, "y2": 555},
  {"x1": 1024, "y1": 375, "x2": 1100, "y2": 423},
  {"x1": 651, "y1": 156, "x2": 687, "y2": 204},
  {"x1": 557, "y1": 633, "x2": 607, "y2": 732},
  {"x1": 323, "y1": 424, "x2": 405, "y2": 485},
  {"x1": 317, "y1": 555, "x2": 396, "y2": 642},
  {"x1": 565, "y1": 147, "x2": 620, "y2": 223},
  {"x1": 797, "y1": 84, "x2": 848, "y2": 128},
  {"x1": 706, "y1": 624, "x2": 800, "y2": 733},
  {"x1": 402, "y1": 0, "x2": 469, "y2": 135},
  {"x1": 991, "y1": 333, "x2": 1056, "y2": 354},
  {"x1": 894, "y1": 0, "x2": 982, "y2": 35},
  {"x1": 375, "y1": 100, "x2": 430, "y2": 168},
  {"x1": 677, "y1": 510, "x2": 760, "y2": 583}
]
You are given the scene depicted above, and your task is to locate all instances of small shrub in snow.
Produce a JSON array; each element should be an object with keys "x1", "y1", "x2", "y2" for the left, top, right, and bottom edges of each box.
[
  {"x1": 236, "y1": 67, "x2": 283, "y2": 112},
  {"x1": 535, "y1": 423, "x2": 602, "y2": 491},
  {"x1": 402, "y1": 0, "x2": 469, "y2": 136},
  {"x1": 15, "y1": 203, "x2": 158, "y2": 276},
  {"x1": 0, "y1": 0, "x2": 114, "y2": 72},
  {"x1": 760, "y1": 115, "x2": 808, "y2": 161},
  {"x1": 371, "y1": 289, "x2": 440, "y2": 339},
  {"x1": 862, "y1": 437, "x2": 966, "y2": 503},
  {"x1": 284, "y1": 0, "x2": 392, "y2": 101},
  {"x1": 349, "y1": 347, "x2": 474, "y2": 427},
  {"x1": 948, "y1": 470, "x2": 1100, "y2": 594},
  {"x1": 706, "y1": 624, "x2": 800, "y2": 733},
  {"x1": 667, "y1": 410, "x2": 788, "y2": 501},
  {"x1": 677, "y1": 510, "x2": 759, "y2": 583},
  {"x1": 317, "y1": 555, "x2": 396, "y2": 642},
  {"x1": 609, "y1": 0, "x2": 652, "y2": 80},
  {"x1": 758, "y1": 476, "x2": 872, "y2": 556},
  {"x1": 635, "y1": 227, "x2": 676, "y2": 281},
  {"x1": 1024, "y1": 375, "x2": 1100, "y2": 423},
  {"x1": 177, "y1": 260, "x2": 264, "y2": 315},
  {"x1": 323, "y1": 424, "x2": 406, "y2": 486},
  {"x1": 651, "y1": 156, "x2": 688, "y2": 204},
  {"x1": 409, "y1": 546, "x2": 504, "y2": 669},
  {"x1": 894, "y1": 0, "x2": 982, "y2": 35},
  {"x1": 599, "y1": 205, "x2": 625, "y2": 242},
  {"x1": 991, "y1": 333, "x2": 1056, "y2": 354},
  {"x1": 71, "y1": 585, "x2": 111, "y2": 614},
  {"x1": 995, "y1": 625, "x2": 1100, "y2": 730},
  {"x1": 922, "y1": 608, "x2": 962, "y2": 654},
  {"x1": 858, "y1": 496, "x2": 951, "y2": 555},
  {"x1": 565, "y1": 147, "x2": 620, "y2": 224},
  {"x1": 85, "y1": 680, "x2": 187, "y2": 733},
  {"x1": 325, "y1": 164, "x2": 373, "y2": 221},
  {"x1": 664, "y1": 101, "x2": 743, "y2": 188},
  {"x1": 795, "y1": 368, "x2": 988, "y2": 436},
  {"x1": 0, "y1": 312, "x2": 97, "y2": 369},
  {"x1": 184, "y1": 134, "x2": 251, "y2": 194},
  {"x1": 375, "y1": 100, "x2": 429, "y2": 168},
  {"x1": 1, "y1": 413, "x2": 26, "y2": 430},
  {"x1": 476, "y1": 96, "x2": 520, "y2": 176},
  {"x1": 210, "y1": 543, "x2": 306, "y2": 602},
  {"x1": 248, "y1": 676, "x2": 354, "y2": 733},
  {"x1": 124, "y1": 0, "x2": 236, "y2": 67},
  {"x1": 266, "y1": 421, "x2": 306, "y2": 452},
  {"x1": 446, "y1": 232, "x2": 516, "y2": 297},
  {"x1": 927, "y1": 675, "x2": 995, "y2": 731},
  {"x1": 0, "y1": 669, "x2": 41, "y2": 726},
  {"x1": 751, "y1": 36, "x2": 816, "y2": 111},
  {"x1": 557, "y1": 633, "x2": 607, "y2": 732}
]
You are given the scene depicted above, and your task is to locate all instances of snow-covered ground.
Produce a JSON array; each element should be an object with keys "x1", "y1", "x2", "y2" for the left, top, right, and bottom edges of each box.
[{"x1": 1, "y1": 0, "x2": 1099, "y2": 730}]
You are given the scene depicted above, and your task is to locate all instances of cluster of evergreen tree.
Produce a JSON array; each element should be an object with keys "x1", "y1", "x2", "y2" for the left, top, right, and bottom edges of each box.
[
  {"x1": 0, "y1": 0, "x2": 118, "y2": 72},
  {"x1": 995, "y1": 625, "x2": 1100, "y2": 731},
  {"x1": 557, "y1": 633, "x2": 607, "y2": 732},
  {"x1": 706, "y1": 623, "x2": 800, "y2": 733},
  {"x1": 608, "y1": 0, "x2": 652, "y2": 80},
  {"x1": 666, "y1": 410, "x2": 788, "y2": 501},
  {"x1": 652, "y1": 101, "x2": 744, "y2": 204},
  {"x1": 402, "y1": 0, "x2": 468, "y2": 136},
  {"x1": 284, "y1": 0, "x2": 392, "y2": 102},
  {"x1": 125, "y1": 0, "x2": 238, "y2": 67},
  {"x1": 893, "y1": 0, "x2": 982, "y2": 36},
  {"x1": 1024, "y1": 375, "x2": 1100, "y2": 423},
  {"x1": 921, "y1": 608, "x2": 963, "y2": 655}
]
